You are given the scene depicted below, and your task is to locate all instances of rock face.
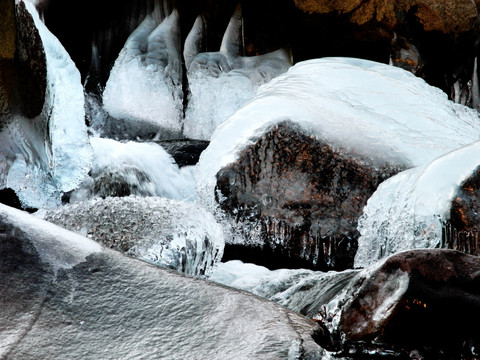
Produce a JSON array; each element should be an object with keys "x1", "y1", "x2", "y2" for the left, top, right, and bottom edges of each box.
[
  {"x1": 316, "y1": 249, "x2": 480, "y2": 359},
  {"x1": 294, "y1": 0, "x2": 479, "y2": 34},
  {"x1": 0, "y1": 0, "x2": 46, "y2": 124},
  {"x1": 445, "y1": 165, "x2": 480, "y2": 255},
  {"x1": 217, "y1": 123, "x2": 400, "y2": 271},
  {"x1": 0, "y1": 203, "x2": 325, "y2": 359}
]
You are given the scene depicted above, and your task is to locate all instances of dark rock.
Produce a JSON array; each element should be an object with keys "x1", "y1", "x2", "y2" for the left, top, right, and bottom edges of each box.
[
  {"x1": 0, "y1": 0, "x2": 46, "y2": 124},
  {"x1": 156, "y1": 139, "x2": 209, "y2": 167},
  {"x1": 216, "y1": 122, "x2": 401, "y2": 271},
  {"x1": 0, "y1": 188, "x2": 37, "y2": 213},
  {"x1": 316, "y1": 249, "x2": 480, "y2": 359},
  {"x1": 444, "y1": 166, "x2": 480, "y2": 255},
  {"x1": 0, "y1": 203, "x2": 325, "y2": 359}
]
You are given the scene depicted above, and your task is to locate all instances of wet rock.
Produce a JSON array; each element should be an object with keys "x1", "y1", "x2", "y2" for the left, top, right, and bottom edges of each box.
[
  {"x1": 156, "y1": 139, "x2": 209, "y2": 167},
  {"x1": 317, "y1": 249, "x2": 480, "y2": 359},
  {"x1": 216, "y1": 122, "x2": 400, "y2": 271},
  {"x1": 0, "y1": 203, "x2": 325, "y2": 359}
]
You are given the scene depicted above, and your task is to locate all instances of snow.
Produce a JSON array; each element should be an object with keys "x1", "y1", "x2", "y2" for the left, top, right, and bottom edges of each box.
[
  {"x1": 196, "y1": 57, "x2": 480, "y2": 209},
  {"x1": 38, "y1": 196, "x2": 225, "y2": 276},
  {"x1": 1, "y1": 1, "x2": 92, "y2": 208},
  {"x1": 68, "y1": 138, "x2": 196, "y2": 202},
  {"x1": 355, "y1": 141, "x2": 480, "y2": 267},
  {"x1": 103, "y1": 10, "x2": 183, "y2": 139}
]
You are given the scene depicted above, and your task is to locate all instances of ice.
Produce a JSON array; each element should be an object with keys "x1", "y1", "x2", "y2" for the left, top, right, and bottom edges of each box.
[
  {"x1": 0, "y1": 1, "x2": 92, "y2": 209},
  {"x1": 68, "y1": 137, "x2": 196, "y2": 202},
  {"x1": 183, "y1": 7, "x2": 291, "y2": 140},
  {"x1": 355, "y1": 141, "x2": 480, "y2": 267},
  {"x1": 102, "y1": 10, "x2": 183, "y2": 139},
  {"x1": 196, "y1": 57, "x2": 480, "y2": 210},
  {"x1": 39, "y1": 196, "x2": 225, "y2": 276},
  {"x1": 210, "y1": 260, "x2": 358, "y2": 317}
]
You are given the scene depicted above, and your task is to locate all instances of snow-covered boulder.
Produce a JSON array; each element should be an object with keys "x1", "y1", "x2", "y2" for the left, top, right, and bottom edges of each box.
[
  {"x1": 197, "y1": 57, "x2": 480, "y2": 270},
  {"x1": 0, "y1": 203, "x2": 325, "y2": 359},
  {"x1": 38, "y1": 196, "x2": 224, "y2": 276}
]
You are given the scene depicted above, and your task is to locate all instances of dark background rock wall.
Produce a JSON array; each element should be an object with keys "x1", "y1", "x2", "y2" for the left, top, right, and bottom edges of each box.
[{"x1": 41, "y1": 0, "x2": 480, "y2": 100}]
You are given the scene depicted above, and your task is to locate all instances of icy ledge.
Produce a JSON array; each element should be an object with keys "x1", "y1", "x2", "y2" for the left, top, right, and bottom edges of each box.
[{"x1": 196, "y1": 57, "x2": 480, "y2": 210}]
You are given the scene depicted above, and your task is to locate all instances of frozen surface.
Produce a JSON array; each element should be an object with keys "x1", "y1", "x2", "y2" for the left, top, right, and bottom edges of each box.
[
  {"x1": 103, "y1": 10, "x2": 183, "y2": 138},
  {"x1": 38, "y1": 196, "x2": 224, "y2": 276},
  {"x1": 183, "y1": 7, "x2": 291, "y2": 140},
  {"x1": 210, "y1": 260, "x2": 358, "y2": 317},
  {"x1": 0, "y1": 203, "x2": 324, "y2": 360},
  {"x1": 0, "y1": 1, "x2": 92, "y2": 208},
  {"x1": 355, "y1": 141, "x2": 480, "y2": 267},
  {"x1": 196, "y1": 57, "x2": 480, "y2": 209},
  {"x1": 68, "y1": 137, "x2": 196, "y2": 202}
]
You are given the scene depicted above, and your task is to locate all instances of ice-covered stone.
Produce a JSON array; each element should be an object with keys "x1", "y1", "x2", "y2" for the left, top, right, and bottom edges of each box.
[
  {"x1": 67, "y1": 138, "x2": 196, "y2": 203},
  {"x1": 356, "y1": 141, "x2": 480, "y2": 267},
  {"x1": 183, "y1": 6, "x2": 292, "y2": 140},
  {"x1": 0, "y1": 1, "x2": 92, "y2": 209},
  {"x1": 38, "y1": 196, "x2": 224, "y2": 276},
  {"x1": 103, "y1": 9, "x2": 183, "y2": 139},
  {"x1": 0, "y1": 203, "x2": 325, "y2": 359},
  {"x1": 197, "y1": 57, "x2": 480, "y2": 270}
]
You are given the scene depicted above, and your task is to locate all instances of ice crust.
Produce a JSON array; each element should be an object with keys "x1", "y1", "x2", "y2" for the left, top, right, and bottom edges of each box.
[
  {"x1": 355, "y1": 141, "x2": 480, "y2": 267},
  {"x1": 196, "y1": 57, "x2": 480, "y2": 209},
  {"x1": 103, "y1": 11, "x2": 183, "y2": 138},
  {"x1": 68, "y1": 137, "x2": 196, "y2": 202},
  {"x1": 1, "y1": 1, "x2": 92, "y2": 208},
  {"x1": 39, "y1": 196, "x2": 225, "y2": 276},
  {"x1": 210, "y1": 260, "x2": 358, "y2": 317}
]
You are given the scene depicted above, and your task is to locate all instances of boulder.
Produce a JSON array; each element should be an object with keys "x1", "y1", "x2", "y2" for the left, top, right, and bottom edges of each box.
[
  {"x1": 316, "y1": 249, "x2": 480, "y2": 359},
  {"x1": 0, "y1": 202, "x2": 325, "y2": 359}
]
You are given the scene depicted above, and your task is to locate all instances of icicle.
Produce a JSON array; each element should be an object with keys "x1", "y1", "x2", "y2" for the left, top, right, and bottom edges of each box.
[
  {"x1": 472, "y1": 57, "x2": 479, "y2": 111},
  {"x1": 184, "y1": 15, "x2": 205, "y2": 71},
  {"x1": 220, "y1": 4, "x2": 244, "y2": 59}
]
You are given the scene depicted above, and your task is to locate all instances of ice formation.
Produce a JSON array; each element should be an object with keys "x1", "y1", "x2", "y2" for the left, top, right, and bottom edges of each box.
[
  {"x1": 68, "y1": 138, "x2": 196, "y2": 202},
  {"x1": 355, "y1": 141, "x2": 480, "y2": 267},
  {"x1": 183, "y1": 7, "x2": 292, "y2": 140},
  {"x1": 38, "y1": 196, "x2": 225, "y2": 276},
  {"x1": 102, "y1": 8, "x2": 183, "y2": 139},
  {"x1": 196, "y1": 57, "x2": 480, "y2": 210},
  {"x1": 210, "y1": 260, "x2": 358, "y2": 317},
  {"x1": 0, "y1": 1, "x2": 92, "y2": 208}
]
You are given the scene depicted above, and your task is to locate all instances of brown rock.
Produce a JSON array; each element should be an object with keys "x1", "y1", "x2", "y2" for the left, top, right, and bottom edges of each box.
[
  {"x1": 217, "y1": 122, "x2": 401, "y2": 271},
  {"x1": 320, "y1": 249, "x2": 480, "y2": 358},
  {"x1": 294, "y1": 0, "x2": 479, "y2": 34}
]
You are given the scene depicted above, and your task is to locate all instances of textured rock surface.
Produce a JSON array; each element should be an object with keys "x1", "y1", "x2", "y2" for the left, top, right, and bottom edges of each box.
[
  {"x1": 0, "y1": 203, "x2": 325, "y2": 359},
  {"x1": 0, "y1": 0, "x2": 46, "y2": 124},
  {"x1": 317, "y1": 249, "x2": 480, "y2": 359},
  {"x1": 294, "y1": 0, "x2": 479, "y2": 34},
  {"x1": 217, "y1": 123, "x2": 401, "y2": 271}
]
